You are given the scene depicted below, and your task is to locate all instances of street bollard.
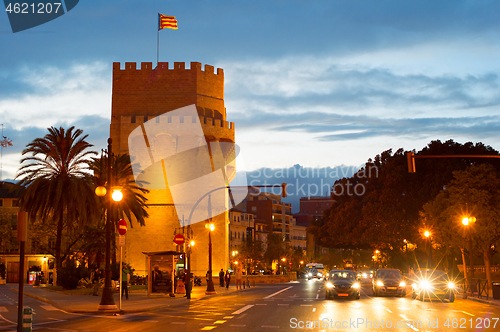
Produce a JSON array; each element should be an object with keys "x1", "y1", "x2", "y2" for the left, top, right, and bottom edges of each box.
[{"x1": 22, "y1": 307, "x2": 32, "y2": 332}]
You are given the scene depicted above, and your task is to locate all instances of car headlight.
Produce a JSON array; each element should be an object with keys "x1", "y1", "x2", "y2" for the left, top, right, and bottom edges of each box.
[
  {"x1": 421, "y1": 280, "x2": 433, "y2": 291},
  {"x1": 307, "y1": 273, "x2": 311, "y2": 277},
  {"x1": 376, "y1": 280, "x2": 384, "y2": 287},
  {"x1": 362, "y1": 273, "x2": 367, "y2": 278},
  {"x1": 318, "y1": 273, "x2": 322, "y2": 277},
  {"x1": 326, "y1": 273, "x2": 329, "y2": 277},
  {"x1": 352, "y1": 282, "x2": 360, "y2": 289},
  {"x1": 326, "y1": 282, "x2": 334, "y2": 288},
  {"x1": 448, "y1": 282, "x2": 455, "y2": 289},
  {"x1": 399, "y1": 281, "x2": 406, "y2": 287}
]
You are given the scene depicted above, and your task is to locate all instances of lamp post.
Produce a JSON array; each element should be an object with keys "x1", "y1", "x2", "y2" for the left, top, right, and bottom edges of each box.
[
  {"x1": 403, "y1": 239, "x2": 409, "y2": 274},
  {"x1": 96, "y1": 138, "x2": 120, "y2": 311},
  {"x1": 424, "y1": 230, "x2": 433, "y2": 269},
  {"x1": 462, "y1": 216, "x2": 476, "y2": 279},
  {"x1": 205, "y1": 220, "x2": 216, "y2": 294}
]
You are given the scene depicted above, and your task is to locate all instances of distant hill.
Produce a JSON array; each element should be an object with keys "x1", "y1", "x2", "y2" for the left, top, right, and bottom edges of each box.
[{"x1": 245, "y1": 164, "x2": 359, "y2": 213}]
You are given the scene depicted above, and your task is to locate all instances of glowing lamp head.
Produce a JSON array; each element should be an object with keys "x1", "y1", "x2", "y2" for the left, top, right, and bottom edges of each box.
[
  {"x1": 95, "y1": 186, "x2": 107, "y2": 197},
  {"x1": 462, "y1": 217, "x2": 469, "y2": 226},
  {"x1": 112, "y1": 189, "x2": 123, "y2": 202},
  {"x1": 424, "y1": 231, "x2": 430, "y2": 238},
  {"x1": 190, "y1": 240, "x2": 195, "y2": 247},
  {"x1": 205, "y1": 223, "x2": 215, "y2": 231}
]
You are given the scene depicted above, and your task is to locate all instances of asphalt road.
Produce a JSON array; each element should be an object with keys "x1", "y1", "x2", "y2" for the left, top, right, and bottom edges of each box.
[{"x1": 1, "y1": 280, "x2": 500, "y2": 331}]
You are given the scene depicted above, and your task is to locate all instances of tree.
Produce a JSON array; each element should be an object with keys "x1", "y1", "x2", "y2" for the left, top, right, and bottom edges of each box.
[
  {"x1": 91, "y1": 153, "x2": 149, "y2": 227},
  {"x1": 16, "y1": 126, "x2": 97, "y2": 285},
  {"x1": 237, "y1": 237, "x2": 263, "y2": 273},
  {"x1": 421, "y1": 164, "x2": 500, "y2": 287},
  {"x1": 311, "y1": 140, "x2": 500, "y2": 254}
]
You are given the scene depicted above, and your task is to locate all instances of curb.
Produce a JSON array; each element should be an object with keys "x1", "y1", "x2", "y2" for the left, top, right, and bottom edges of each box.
[{"x1": 464, "y1": 296, "x2": 500, "y2": 307}]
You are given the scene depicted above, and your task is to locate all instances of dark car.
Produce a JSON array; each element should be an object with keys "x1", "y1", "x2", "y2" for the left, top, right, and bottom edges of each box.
[
  {"x1": 372, "y1": 268, "x2": 406, "y2": 297},
  {"x1": 411, "y1": 269, "x2": 455, "y2": 302},
  {"x1": 325, "y1": 270, "x2": 360, "y2": 299}
]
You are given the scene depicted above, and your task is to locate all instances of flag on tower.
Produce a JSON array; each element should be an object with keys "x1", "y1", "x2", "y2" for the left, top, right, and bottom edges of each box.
[{"x1": 158, "y1": 14, "x2": 178, "y2": 30}]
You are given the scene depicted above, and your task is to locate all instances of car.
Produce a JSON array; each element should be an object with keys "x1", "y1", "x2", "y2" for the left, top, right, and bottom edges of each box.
[
  {"x1": 306, "y1": 268, "x2": 324, "y2": 280},
  {"x1": 357, "y1": 269, "x2": 374, "y2": 284},
  {"x1": 411, "y1": 269, "x2": 455, "y2": 302},
  {"x1": 325, "y1": 270, "x2": 361, "y2": 299},
  {"x1": 372, "y1": 268, "x2": 406, "y2": 297}
]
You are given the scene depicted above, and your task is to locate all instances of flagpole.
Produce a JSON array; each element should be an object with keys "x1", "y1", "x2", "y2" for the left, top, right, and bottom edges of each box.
[{"x1": 157, "y1": 29, "x2": 159, "y2": 67}]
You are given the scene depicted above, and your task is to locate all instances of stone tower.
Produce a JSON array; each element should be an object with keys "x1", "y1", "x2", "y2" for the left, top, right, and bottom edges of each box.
[{"x1": 110, "y1": 61, "x2": 235, "y2": 276}]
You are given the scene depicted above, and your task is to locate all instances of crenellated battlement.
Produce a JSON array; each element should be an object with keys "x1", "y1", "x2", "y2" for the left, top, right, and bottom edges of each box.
[{"x1": 113, "y1": 62, "x2": 224, "y2": 76}]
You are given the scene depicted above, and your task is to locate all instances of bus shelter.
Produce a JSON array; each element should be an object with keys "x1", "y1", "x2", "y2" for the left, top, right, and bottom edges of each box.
[{"x1": 143, "y1": 251, "x2": 185, "y2": 296}]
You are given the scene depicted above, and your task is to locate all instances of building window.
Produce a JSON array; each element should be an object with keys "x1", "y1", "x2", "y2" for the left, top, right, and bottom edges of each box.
[
  {"x1": 0, "y1": 199, "x2": 2, "y2": 207},
  {"x1": 12, "y1": 200, "x2": 19, "y2": 207},
  {"x1": 251, "y1": 206, "x2": 257, "y2": 212}
]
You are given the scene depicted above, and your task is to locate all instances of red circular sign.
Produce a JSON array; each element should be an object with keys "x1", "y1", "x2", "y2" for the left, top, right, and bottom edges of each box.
[
  {"x1": 117, "y1": 219, "x2": 127, "y2": 235},
  {"x1": 173, "y1": 234, "x2": 185, "y2": 245}
]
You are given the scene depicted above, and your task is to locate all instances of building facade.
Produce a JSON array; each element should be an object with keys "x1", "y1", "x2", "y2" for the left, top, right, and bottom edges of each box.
[
  {"x1": 294, "y1": 196, "x2": 335, "y2": 259},
  {"x1": 110, "y1": 62, "x2": 236, "y2": 277}
]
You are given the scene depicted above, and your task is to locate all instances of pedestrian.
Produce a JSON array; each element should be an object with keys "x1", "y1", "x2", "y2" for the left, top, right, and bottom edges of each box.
[
  {"x1": 225, "y1": 270, "x2": 231, "y2": 289},
  {"x1": 121, "y1": 263, "x2": 130, "y2": 300},
  {"x1": 219, "y1": 268, "x2": 224, "y2": 287},
  {"x1": 235, "y1": 266, "x2": 243, "y2": 290},
  {"x1": 92, "y1": 267, "x2": 100, "y2": 296},
  {"x1": 183, "y1": 269, "x2": 190, "y2": 298}
]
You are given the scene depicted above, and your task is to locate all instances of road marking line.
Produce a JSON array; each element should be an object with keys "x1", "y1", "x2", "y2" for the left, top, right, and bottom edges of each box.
[
  {"x1": 214, "y1": 320, "x2": 226, "y2": 324},
  {"x1": 232, "y1": 304, "x2": 254, "y2": 315},
  {"x1": 200, "y1": 327, "x2": 216, "y2": 330},
  {"x1": 461, "y1": 311, "x2": 475, "y2": 316},
  {"x1": 223, "y1": 316, "x2": 234, "y2": 319},
  {"x1": 0, "y1": 314, "x2": 15, "y2": 325},
  {"x1": 263, "y1": 286, "x2": 293, "y2": 299},
  {"x1": 40, "y1": 305, "x2": 58, "y2": 311},
  {"x1": 386, "y1": 308, "x2": 393, "y2": 313},
  {"x1": 399, "y1": 314, "x2": 419, "y2": 332}
]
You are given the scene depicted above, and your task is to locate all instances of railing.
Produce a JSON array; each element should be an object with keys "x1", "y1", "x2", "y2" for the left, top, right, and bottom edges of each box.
[
  {"x1": 457, "y1": 265, "x2": 500, "y2": 274},
  {"x1": 460, "y1": 278, "x2": 489, "y2": 300}
]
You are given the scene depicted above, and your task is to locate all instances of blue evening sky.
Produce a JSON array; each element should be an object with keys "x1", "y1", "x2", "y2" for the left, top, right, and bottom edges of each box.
[{"x1": 1, "y1": 0, "x2": 500, "y2": 180}]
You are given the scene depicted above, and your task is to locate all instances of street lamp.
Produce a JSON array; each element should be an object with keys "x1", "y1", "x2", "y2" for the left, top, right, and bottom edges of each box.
[
  {"x1": 205, "y1": 220, "x2": 216, "y2": 295},
  {"x1": 462, "y1": 216, "x2": 476, "y2": 279},
  {"x1": 96, "y1": 138, "x2": 121, "y2": 311},
  {"x1": 424, "y1": 230, "x2": 433, "y2": 268}
]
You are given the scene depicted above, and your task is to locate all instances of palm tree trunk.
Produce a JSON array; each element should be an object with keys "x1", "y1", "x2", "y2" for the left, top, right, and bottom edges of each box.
[{"x1": 54, "y1": 209, "x2": 64, "y2": 286}]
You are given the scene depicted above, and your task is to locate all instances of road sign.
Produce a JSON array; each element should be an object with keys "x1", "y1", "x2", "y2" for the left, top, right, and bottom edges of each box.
[
  {"x1": 173, "y1": 234, "x2": 185, "y2": 245},
  {"x1": 117, "y1": 219, "x2": 127, "y2": 236}
]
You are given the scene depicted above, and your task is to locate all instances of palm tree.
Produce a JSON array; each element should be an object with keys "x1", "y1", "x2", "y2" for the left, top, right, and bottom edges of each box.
[
  {"x1": 92, "y1": 153, "x2": 149, "y2": 227},
  {"x1": 16, "y1": 126, "x2": 97, "y2": 285}
]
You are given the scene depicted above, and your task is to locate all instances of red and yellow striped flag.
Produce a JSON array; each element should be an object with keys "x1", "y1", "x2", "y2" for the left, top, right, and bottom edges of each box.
[{"x1": 158, "y1": 14, "x2": 178, "y2": 30}]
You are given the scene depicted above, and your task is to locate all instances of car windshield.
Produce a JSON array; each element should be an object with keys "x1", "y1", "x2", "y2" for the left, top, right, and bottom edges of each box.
[
  {"x1": 417, "y1": 271, "x2": 448, "y2": 282},
  {"x1": 330, "y1": 271, "x2": 355, "y2": 280},
  {"x1": 378, "y1": 270, "x2": 401, "y2": 278}
]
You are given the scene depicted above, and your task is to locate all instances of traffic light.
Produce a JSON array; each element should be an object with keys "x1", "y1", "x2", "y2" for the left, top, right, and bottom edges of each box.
[
  {"x1": 406, "y1": 152, "x2": 415, "y2": 173},
  {"x1": 281, "y1": 183, "x2": 287, "y2": 197}
]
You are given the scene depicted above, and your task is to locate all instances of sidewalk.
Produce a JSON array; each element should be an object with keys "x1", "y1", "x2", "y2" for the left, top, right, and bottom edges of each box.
[{"x1": 9, "y1": 283, "x2": 252, "y2": 314}]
